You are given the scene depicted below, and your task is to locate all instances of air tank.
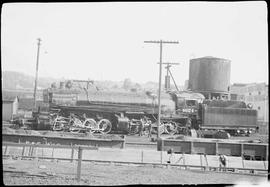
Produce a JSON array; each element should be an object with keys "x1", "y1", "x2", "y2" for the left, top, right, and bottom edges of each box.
[{"x1": 188, "y1": 56, "x2": 231, "y2": 94}]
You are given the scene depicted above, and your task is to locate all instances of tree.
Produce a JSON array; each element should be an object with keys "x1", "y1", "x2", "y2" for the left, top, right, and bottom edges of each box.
[
  {"x1": 123, "y1": 78, "x2": 132, "y2": 90},
  {"x1": 65, "y1": 80, "x2": 73, "y2": 89},
  {"x1": 134, "y1": 83, "x2": 141, "y2": 90},
  {"x1": 51, "y1": 82, "x2": 57, "y2": 89}
]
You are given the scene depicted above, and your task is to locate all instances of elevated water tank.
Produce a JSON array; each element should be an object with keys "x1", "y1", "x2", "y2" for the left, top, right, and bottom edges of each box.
[{"x1": 188, "y1": 56, "x2": 231, "y2": 94}]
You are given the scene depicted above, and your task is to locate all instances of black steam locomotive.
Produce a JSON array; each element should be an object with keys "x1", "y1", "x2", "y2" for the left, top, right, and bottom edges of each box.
[{"x1": 43, "y1": 88, "x2": 257, "y2": 136}]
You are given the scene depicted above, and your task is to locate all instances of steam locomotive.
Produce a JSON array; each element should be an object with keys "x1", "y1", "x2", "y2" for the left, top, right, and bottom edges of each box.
[{"x1": 43, "y1": 88, "x2": 257, "y2": 136}]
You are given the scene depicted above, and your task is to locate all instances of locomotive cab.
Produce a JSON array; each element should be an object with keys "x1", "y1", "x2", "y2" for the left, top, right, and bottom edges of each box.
[
  {"x1": 169, "y1": 91, "x2": 205, "y2": 131},
  {"x1": 171, "y1": 91, "x2": 204, "y2": 117},
  {"x1": 175, "y1": 98, "x2": 199, "y2": 116}
]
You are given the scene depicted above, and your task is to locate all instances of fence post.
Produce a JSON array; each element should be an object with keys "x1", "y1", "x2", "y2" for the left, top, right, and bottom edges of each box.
[
  {"x1": 29, "y1": 146, "x2": 33, "y2": 156},
  {"x1": 22, "y1": 146, "x2": 25, "y2": 157},
  {"x1": 183, "y1": 153, "x2": 187, "y2": 170},
  {"x1": 71, "y1": 146, "x2": 74, "y2": 163},
  {"x1": 160, "y1": 151, "x2": 163, "y2": 164},
  {"x1": 241, "y1": 155, "x2": 245, "y2": 168},
  {"x1": 240, "y1": 144, "x2": 244, "y2": 157},
  {"x1": 190, "y1": 141, "x2": 194, "y2": 154},
  {"x1": 28, "y1": 146, "x2": 32, "y2": 156},
  {"x1": 121, "y1": 135, "x2": 125, "y2": 149},
  {"x1": 263, "y1": 160, "x2": 266, "y2": 169},
  {"x1": 161, "y1": 138, "x2": 164, "y2": 151},
  {"x1": 182, "y1": 153, "x2": 185, "y2": 165},
  {"x1": 77, "y1": 146, "x2": 83, "y2": 182},
  {"x1": 200, "y1": 154, "x2": 203, "y2": 170},
  {"x1": 31, "y1": 144, "x2": 35, "y2": 157},
  {"x1": 4, "y1": 145, "x2": 8, "y2": 155},
  {"x1": 51, "y1": 148, "x2": 54, "y2": 161},
  {"x1": 204, "y1": 154, "x2": 209, "y2": 171},
  {"x1": 34, "y1": 145, "x2": 38, "y2": 161},
  {"x1": 141, "y1": 150, "x2": 144, "y2": 163}
]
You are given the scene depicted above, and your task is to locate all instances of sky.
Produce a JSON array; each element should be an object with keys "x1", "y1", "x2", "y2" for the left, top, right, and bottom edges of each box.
[{"x1": 1, "y1": 2, "x2": 268, "y2": 85}]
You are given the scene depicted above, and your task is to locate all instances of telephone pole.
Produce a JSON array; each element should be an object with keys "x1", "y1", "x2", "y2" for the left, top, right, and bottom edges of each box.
[
  {"x1": 157, "y1": 62, "x2": 180, "y2": 91},
  {"x1": 144, "y1": 40, "x2": 179, "y2": 139},
  {"x1": 33, "y1": 38, "x2": 41, "y2": 109}
]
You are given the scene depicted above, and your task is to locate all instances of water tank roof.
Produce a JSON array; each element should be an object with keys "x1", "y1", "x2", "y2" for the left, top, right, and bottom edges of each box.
[
  {"x1": 191, "y1": 56, "x2": 230, "y2": 62},
  {"x1": 202, "y1": 56, "x2": 216, "y2": 58}
]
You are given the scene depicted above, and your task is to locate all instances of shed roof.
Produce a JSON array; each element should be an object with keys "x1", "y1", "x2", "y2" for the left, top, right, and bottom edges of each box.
[{"x1": 2, "y1": 95, "x2": 19, "y2": 102}]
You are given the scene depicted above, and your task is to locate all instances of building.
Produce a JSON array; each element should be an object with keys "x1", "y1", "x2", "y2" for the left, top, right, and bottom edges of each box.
[
  {"x1": 229, "y1": 83, "x2": 249, "y2": 100},
  {"x1": 230, "y1": 83, "x2": 268, "y2": 123},
  {"x1": 2, "y1": 96, "x2": 19, "y2": 121}
]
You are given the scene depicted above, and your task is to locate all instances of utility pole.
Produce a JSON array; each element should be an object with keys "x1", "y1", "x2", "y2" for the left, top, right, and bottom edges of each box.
[
  {"x1": 33, "y1": 38, "x2": 41, "y2": 109},
  {"x1": 264, "y1": 95, "x2": 268, "y2": 122},
  {"x1": 157, "y1": 62, "x2": 180, "y2": 92},
  {"x1": 144, "y1": 40, "x2": 179, "y2": 139}
]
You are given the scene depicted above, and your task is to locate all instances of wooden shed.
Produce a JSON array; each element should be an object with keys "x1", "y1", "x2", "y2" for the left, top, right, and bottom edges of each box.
[{"x1": 2, "y1": 95, "x2": 19, "y2": 121}]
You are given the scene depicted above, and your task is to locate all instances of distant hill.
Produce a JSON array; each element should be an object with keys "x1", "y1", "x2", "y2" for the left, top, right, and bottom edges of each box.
[
  {"x1": 1, "y1": 70, "x2": 183, "y2": 92},
  {"x1": 2, "y1": 71, "x2": 59, "y2": 90}
]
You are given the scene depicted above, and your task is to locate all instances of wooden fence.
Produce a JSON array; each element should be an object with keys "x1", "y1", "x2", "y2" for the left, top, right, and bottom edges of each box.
[{"x1": 2, "y1": 142, "x2": 268, "y2": 182}]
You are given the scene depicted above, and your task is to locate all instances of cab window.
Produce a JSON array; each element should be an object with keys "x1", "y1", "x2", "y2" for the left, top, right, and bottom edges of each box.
[
  {"x1": 186, "y1": 100, "x2": 197, "y2": 107},
  {"x1": 177, "y1": 98, "x2": 185, "y2": 107}
]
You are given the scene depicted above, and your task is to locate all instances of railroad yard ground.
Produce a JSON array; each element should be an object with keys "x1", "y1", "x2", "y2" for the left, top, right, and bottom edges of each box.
[
  {"x1": 3, "y1": 158, "x2": 268, "y2": 185},
  {"x1": 2, "y1": 129, "x2": 269, "y2": 185}
]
